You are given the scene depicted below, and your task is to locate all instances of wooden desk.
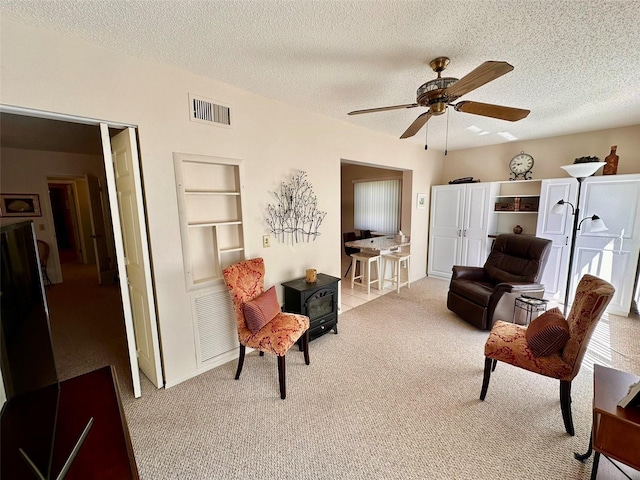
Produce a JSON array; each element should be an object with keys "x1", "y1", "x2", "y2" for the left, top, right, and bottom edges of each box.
[
  {"x1": 1, "y1": 366, "x2": 139, "y2": 479},
  {"x1": 575, "y1": 364, "x2": 640, "y2": 479}
]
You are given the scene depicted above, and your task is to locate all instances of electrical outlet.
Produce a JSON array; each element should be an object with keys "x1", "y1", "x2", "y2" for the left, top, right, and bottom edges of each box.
[{"x1": 263, "y1": 235, "x2": 271, "y2": 248}]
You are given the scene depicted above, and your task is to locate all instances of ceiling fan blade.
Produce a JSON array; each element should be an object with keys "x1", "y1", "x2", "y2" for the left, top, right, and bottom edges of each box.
[
  {"x1": 348, "y1": 103, "x2": 419, "y2": 115},
  {"x1": 400, "y1": 112, "x2": 432, "y2": 139},
  {"x1": 454, "y1": 101, "x2": 530, "y2": 121},
  {"x1": 445, "y1": 61, "x2": 514, "y2": 98}
]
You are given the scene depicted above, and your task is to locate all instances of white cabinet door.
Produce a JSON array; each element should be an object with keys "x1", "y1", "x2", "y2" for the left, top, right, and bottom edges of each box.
[
  {"x1": 428, "y1": 183, "x2": 492, "y2": 280},
  {"x1": 536, "y1": 178, "x2": 577, "y2": 299},
  {"x1": 428, "y1": 185, "x2": 465, "y2": 279},
  {"x1": 571, "y1": 175, "x2": 640, "y2": 316},
  {"x1": 462, "y1": 183, "x2": 493, "y2": 267}
]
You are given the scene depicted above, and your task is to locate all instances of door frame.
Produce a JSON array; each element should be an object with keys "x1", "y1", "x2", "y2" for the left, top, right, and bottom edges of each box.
[{"x1": 1, "y1": 104, "x2": 163, "y2": 397}]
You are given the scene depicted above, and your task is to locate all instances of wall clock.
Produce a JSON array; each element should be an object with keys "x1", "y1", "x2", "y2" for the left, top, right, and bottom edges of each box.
[{"x1": 509, "y1": 152, "x2": 534, "y2": 180}]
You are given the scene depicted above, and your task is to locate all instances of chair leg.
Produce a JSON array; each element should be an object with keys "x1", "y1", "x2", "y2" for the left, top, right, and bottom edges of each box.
[
  {"x1": 480, "y1": 357, "x2": 493, "y2": 400},
  {"x1": 302, "y1": 330, "x2": 310, "y2": 365},
  {"x1": 344, "y1": 260, "x2": 352, "y2": 278},
  {"x1": 491, "y1": 358, "x2": 497, "y2": 372},
  {"x1": 278, "y1": 355, "x2": 286, "y2": 400},
  {"x1": 235, "y1": 345, "x2": 246, "y2": 380},
  {"x1": 560, "y1": 380, "x2": 575, "y2": 436}
]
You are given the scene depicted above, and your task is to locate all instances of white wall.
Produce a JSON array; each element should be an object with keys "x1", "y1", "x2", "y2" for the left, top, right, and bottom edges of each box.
[
  {"x1": 0, "y1": 19, "x2": 442, "y2": 387},
  {"x1": 438, "y1": 125, "x2": 640, "y2": 184}
]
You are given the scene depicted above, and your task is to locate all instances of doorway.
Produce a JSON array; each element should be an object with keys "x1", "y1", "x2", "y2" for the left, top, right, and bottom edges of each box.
[
  {"x1": 48, "y1": 182, "x2": 82, "y2": 264},
  {"x1": 0, "y1": 108, "x2": 163, "y2": 397}
]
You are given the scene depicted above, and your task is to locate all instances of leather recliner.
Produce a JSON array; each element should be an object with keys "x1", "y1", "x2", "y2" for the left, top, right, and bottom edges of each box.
[{"x1": 447, "y1": 234, "x2": 552, "y2": 330}]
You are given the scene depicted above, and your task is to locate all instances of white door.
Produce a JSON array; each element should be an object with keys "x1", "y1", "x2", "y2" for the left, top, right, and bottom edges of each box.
[
  {"x1": 100, "y1": 125, "x2": 164, "y2": 395},
  {"x1": 86, "y1": 175, "x2": 114, "y2": 285},
  {"x1": 428, "y1": 185, "x2": 465, "y2": 280},
  {"x1": 461, "y1": 183, "x2": 491, "y2": 267},
  {"x1": 571, "y1": 175, "x2": 640, "y2": 316},
  {"x1": 536, "y1": 178, "x2": 578, "y2": 299}
]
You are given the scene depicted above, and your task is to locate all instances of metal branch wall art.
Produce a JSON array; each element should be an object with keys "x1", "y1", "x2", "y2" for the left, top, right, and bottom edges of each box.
[{"x1": 266, "y1": 171, "x2": 326, "y2": 244}]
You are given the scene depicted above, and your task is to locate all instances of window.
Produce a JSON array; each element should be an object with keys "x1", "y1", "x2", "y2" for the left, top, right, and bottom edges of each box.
[{"x1": 353, "y1": 178, "x2": 401, "y2": 233}]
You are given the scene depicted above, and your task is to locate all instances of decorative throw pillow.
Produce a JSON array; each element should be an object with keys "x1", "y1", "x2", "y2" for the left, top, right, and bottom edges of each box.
[
  {"x1": 525, "y1": 307, "x2": 570, "y2": 357},
  {"x1": 243, "y1": 286, "x2": 280, "y2": 334}
]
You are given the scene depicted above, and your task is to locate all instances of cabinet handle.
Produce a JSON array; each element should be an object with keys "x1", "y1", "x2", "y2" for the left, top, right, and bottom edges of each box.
[
  {"x1": 565, "y1": 236, "x2": 568, "y2": 246},
  {"x1": 458, "y1": 229, "x2": 461, "y2": 237}
]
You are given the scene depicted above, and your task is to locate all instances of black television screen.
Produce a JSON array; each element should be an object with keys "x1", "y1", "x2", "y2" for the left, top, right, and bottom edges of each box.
[
  {"x1": 1, "y1": 220, "x2": 59, "y2": 479},
  {"x1": 1, "y1": 220, "x2": 58, "y2": 398}
]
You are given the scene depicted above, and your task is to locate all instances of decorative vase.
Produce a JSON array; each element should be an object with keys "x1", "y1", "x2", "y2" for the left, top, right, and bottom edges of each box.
[
  {"x1": 513, "y1": 225, "x2": 523, "y2": 234},
  {"x1": 603, "y1": 146, "x2": 618, "y2": 175}
]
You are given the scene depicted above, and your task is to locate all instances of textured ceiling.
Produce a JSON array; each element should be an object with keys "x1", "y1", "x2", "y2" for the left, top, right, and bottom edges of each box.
[{"x1": 1, "y1": 0, "x2": 640, "y2": 152}]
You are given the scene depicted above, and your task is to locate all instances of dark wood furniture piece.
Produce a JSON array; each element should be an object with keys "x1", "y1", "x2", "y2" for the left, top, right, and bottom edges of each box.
[
  {"x1": 1, "y1": 366, "x2": 139, "y2": 479},
  {"x1": 575, "y1": 364, "x2": 640, "y2": 479},
  {"x1": 282, "y1": 273, "x2": 340, "y2": 341}
]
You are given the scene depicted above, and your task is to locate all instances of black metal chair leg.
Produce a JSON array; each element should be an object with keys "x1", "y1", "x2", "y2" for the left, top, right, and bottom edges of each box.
[
  {"x1": 235, "y1": 345, "x2": 246, "y2": 380},
  {"x1": 302, "y1": 330, "x2": 310, "y2": 365},
  {"x1": 560, "y1": 380, "x2": 575, "y2": 436},
  {"x1": 491, "y1": 358, "x2": 497, "y2": 372},
  {"x1": 480, "y1": 357, "x2": 493, "y2": 400},
  {"x1": 344, "y1": 260, "x2": 353, "y2": 277},
  {"x1": 278, "y1": 355, "x2": 286, "y2": 399},
  {"x1": 574, "y1": 435, "x2": 593, "y2": 462}
]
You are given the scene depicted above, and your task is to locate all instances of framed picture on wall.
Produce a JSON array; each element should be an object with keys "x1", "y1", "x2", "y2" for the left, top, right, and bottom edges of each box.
[
  {"x1": 416, "y1": 193, "x2": 427, "y2": 209},
  {"x1": 0, "y1": 193, "x2": 42, "y2": 217}
]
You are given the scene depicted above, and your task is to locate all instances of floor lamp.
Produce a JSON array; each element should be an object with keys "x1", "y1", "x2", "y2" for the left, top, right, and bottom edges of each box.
[{"x1": 550, "y1": 162, "x2": 608, "y2": 317}]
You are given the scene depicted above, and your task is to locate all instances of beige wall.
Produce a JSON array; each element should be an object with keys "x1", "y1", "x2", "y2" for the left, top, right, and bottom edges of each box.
[
  {"x1": 0, "y1": 147, "x2": 106, "y2": 283},
  {"x1": 439, "y1": 125, "x2": 640, "y2": 184},
  {"x1": 0, "y1": 18, "x2": 442, "y2": 387}
]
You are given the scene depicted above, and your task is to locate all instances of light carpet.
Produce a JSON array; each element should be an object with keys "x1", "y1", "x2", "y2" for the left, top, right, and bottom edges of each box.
[{"x1": 122, "y1": 277, "x2": 640, "y2": 479}]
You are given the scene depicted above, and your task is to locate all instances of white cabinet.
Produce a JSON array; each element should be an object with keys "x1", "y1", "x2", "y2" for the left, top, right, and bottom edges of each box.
[
  {"x1": 174, "y1": 153, "x2": 245, "y2": 291},
  {"x1": 535, "y1": 178, "x2": 578, "y2": 299},
  {"x1": 570, "y1": 174, "x2": 640, "y2": 316},
  {"x1": 428, "y1": 183, "x2": 497, "y2": 280}
]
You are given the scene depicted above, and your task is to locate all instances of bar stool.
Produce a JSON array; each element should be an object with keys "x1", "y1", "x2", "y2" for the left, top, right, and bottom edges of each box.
[
  {"x1": 350, "y1": 252, "x2": 381, "y2": 294},
  {"x1": 381, "y1": 251, "x2": 411, "y2": 294}
]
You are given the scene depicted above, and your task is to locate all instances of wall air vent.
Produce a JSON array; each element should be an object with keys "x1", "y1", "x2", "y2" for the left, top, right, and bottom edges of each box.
[{"x1": 189, "y1": 94, "x2": 231, "y2": 127}]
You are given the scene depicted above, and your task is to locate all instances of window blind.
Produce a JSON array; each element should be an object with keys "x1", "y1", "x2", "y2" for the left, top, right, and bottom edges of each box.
[{"x1": 353, "y1": 179, "x2": 401, "y2": 233}]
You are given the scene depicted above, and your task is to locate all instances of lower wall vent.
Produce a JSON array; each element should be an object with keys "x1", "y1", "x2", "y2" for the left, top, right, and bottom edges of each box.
[
  {"x1": 192, "y1": 289, "x2": 238, "y2": 363},
  {"x1": 189, "y1": 94, "x2": 231, "y2": 127}
]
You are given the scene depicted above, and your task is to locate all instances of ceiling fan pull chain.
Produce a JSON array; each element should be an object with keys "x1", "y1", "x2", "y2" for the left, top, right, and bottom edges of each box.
[
  {"x1": 424, "y1": 122, "x2": 429, "y2": 150},
  {"x1": 445, "y1": 109, "x2": 450, "y2": 156}
]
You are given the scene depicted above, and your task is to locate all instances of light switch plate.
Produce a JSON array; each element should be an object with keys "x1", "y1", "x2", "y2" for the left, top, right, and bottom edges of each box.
[{"x1": 263, "y1": 235, "x2": 271, "y2": 248}]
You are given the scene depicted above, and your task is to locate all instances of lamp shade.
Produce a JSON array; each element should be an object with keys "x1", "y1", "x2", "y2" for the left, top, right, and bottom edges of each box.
[
  {"x1": 560, "y1": 162, "x2": 606, "y2": 178},
  {"x1": 589, "y1": 215, "x2": 608, "y2": 233},
  {"x1": 550, "y1": 201, "x2": 565, "y2": 215}
]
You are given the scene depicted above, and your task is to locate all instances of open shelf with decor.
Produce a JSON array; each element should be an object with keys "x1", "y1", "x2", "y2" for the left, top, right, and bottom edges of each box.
[
  {"x1": 174, "y1": 153, "x2": 245, "y2": 290},
  {"x1": 491, "y1": 180, "x2": 541, "y2": 236}
]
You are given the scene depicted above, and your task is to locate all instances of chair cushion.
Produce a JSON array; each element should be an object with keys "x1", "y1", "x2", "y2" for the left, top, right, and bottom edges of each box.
[
  {"x1": 525, "y1": 307, "x2": 570, "y2": 357},
  {"x1": 484, "y1": 320, "x2": 573, "y2": 381},
  {"x1": 245, "y1": 312, "x2": 310, "y2": 356},
  {"x1": 243, "y1": 286, "x2": 280, "y2": 334}
]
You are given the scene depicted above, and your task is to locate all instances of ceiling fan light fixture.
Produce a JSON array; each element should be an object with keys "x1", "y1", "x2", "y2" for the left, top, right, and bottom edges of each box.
[{"x1": 429, "y1": 102, "x2": 447, "y2": 115}]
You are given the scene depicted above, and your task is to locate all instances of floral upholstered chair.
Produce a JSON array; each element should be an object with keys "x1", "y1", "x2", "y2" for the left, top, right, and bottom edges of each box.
[
  {"x1": 480, "y1": 274, "x2": 615, "y2": 435},
  {"x1": 222, "y1": 258, "x2": 310, "y2": 399}
]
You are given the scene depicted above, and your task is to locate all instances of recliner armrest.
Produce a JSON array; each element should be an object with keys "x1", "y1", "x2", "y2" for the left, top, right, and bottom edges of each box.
[
  {"x1": 493, "y1": 282, "x2": 545, "y2": 295},
  {"x1": 451, "y1": 265, "x2": 485, "y2": 281}
]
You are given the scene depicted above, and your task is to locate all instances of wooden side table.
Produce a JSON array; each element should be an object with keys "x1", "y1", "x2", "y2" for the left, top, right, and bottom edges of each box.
[{"x1": 575, "y1": 364, "x2": 640, "y2": 479}]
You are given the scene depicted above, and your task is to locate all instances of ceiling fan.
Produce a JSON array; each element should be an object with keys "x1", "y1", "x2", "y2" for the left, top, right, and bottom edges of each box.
[{"x1": 347, "y1": 57, "x2": 530, "y2": 139}]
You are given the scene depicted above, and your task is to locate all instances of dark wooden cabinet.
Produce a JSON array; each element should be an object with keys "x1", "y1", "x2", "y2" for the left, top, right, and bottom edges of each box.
[{"x1": 282, "y1": 273, "x2": 340, "y2": 341}]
